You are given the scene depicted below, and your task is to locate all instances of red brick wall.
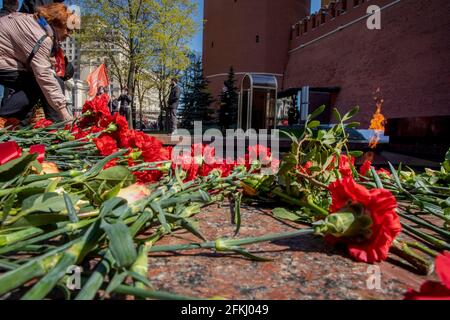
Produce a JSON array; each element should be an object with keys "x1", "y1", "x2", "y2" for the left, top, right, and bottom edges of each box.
[
  {"x1": 284, "y1": 0, "x2": 450, "y2": 126},
  {"x1": 203, "y1": 0, "x2": 310, "y2": 106}
]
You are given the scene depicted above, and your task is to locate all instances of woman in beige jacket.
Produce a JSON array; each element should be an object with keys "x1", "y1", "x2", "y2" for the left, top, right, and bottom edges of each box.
[{"x1": 0, "y1": 3, "x2": 76, "y2": 122}]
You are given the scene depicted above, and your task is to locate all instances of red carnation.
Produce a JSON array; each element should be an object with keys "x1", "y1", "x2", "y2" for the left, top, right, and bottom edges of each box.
[
  {"x1": 80, "y1": 95, "x2": 112, "y2": 129},
  {"x1": 405, "y1": 252, "x2": 450, "y2": 300},
  {"x1": 359, "y1": 160, "x2": 392, "y2": 178},
  {"x1": 94, "y1": 134, "x2": 118, "y2": 156},
  {"x1": 298, "y1": 161, "x2": 313, "y2": 175},
  {"x1": 104, "y1": 159, "x2": 118, "y2": 169},
  {"x1": 112, "y1": 113, "x2": 129, "y2": 134},
  {"x1": 248, "y1": 144, "x2": 271, "y2": 164},
  {"x1": 377, "y1": 168, "x2": 391, "y2": 177},
  {"x1": 172, "y1": 152, "x2": 200, "y2": 181},
  {"x1": 191, "y1": 144, "x2": 216, "y2": 165},
  {"x1": 327, "y1": 177, "x2": 401, "y2": 263},
  {"x1": 133, "y1": 170, "x2": 163, "y2": 184},
  {"x1": 359, "y1": 160, "x2": 372, "y2": 176},
  {"x1": 132, "y1": 131, "x2": 165, "y2": 163},
  {"x1": 34, "y1": 118, "x2": 53, "y2": 129},
  {"x1": 29, "y1": 144, "x2": 46, "y2": 163},
  {"x1": 338, "y1": 155, "x2": 355, "y2": 177},
  {"x1": 0, "y1": 141, "x2": 22, "y2": 165}
]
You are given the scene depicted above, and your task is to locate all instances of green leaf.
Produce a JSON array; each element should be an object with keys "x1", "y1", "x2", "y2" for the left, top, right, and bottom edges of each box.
[
  {"x1": 308, "y1": 105, "x2": 326, "y2": 121},
  {"x1": 84, "y1": 149, "x2": 128, "y2": 178},
  {"x1": 150, "y1": 203, "x2": 171, "y2": 233},
  {"x1": 233, "y1": 192, "x2": 242, "y2": 236},
  {"x1": 308, "y1": 166, "x2": 322, "y2": 172},
  {"x1": 165, "y1": 213, "x2": 206, "y2": 241},
  {"x1": 101, "y1": 181, "x2": 123, "y2": 201},
  {"x1": 64, "y1": 193, "x2": 79, "y2": 223},
  {"x1": 348, "y1": 151, "x2": 364, "y2": 158},
  {"x1": 103, "y1": 271, "x2": 128, "y2": 297},
  {"x1": 30, "y1": 160, "x2": 42, "y2": 174},
  {"x1": 444, "y1": 207, "x2": 450, "y2": 217},
  {"x1": 342, "y1": 106, "x2": 360, "y2": 122},
  {"x1": 332, "y1": 108, "x2": 342, "y2": 122},
  {"x1": 94, "y1": 166, "x2": 135, "y2": 184},
  {"x1": 345, "y1": 122, "x2": 360, "y2": 129},
  {"x1": 99, "y1": 197, "x2": 128, "y2": 218},
  {"x1": 307, "y1": 120, "x2": 320, "y2": 129},
  {"x1": 371, "y1": 167, "x2": 384, "y2": 189},
  {"x1": 414, "y1": 178, "x2": 433, "y2": 194},
  {"x1": 101, "y1": 220, "x2": 137, "y2": 269},
  {"x1": 0, "y1": 153, "x2": 37, "y2": 182},
  {"x1": 388, "y1": 162, "x2": 404, "y2": 192},
  {"x1": 44, "y1": 178, "x2": 59, "y2": 193},
  {"x1": 8, "y1": 214, "x2": 68, "y2": 228},
  {"x1": 272, "y1": 208, "x2": 301, "y2": 222},
  {"x1": 230, "y1": 246, "x2": 272, "y2": 262},
  {"x1": 21, "y1": 193, "x2": 81, "y2": 215}
]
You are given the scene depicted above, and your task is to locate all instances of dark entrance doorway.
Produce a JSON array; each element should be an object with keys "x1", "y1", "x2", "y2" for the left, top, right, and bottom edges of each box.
[{"x1": 238, "y1": 74, "x2": 278, "y2": 130}]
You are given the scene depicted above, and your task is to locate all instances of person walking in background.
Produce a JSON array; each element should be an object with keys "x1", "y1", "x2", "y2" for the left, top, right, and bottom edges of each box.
[
  {"x1": 167, "y1": 78, "x2": 180, "y2": 134},
  {"x1": 0, "y1": 3, "x2": 77, "y2": 122},
  {"x1": 96, "y1": 86, "x2": 110, "y2": 103},
  {"x1": 118, "y1": 87, "x2": 132, "y2": 126},
  {"x1": 109, "y1": 95, "x2": 119, "y2": 115},
  {"x1": 96, "y1": 86, "x2": 105, "y2": 97},
  {"x1": 288, "y1": 104, "x2": 299, "y2": 126}
]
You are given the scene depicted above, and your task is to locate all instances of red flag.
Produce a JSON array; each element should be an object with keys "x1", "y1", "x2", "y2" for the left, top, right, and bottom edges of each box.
[{"x1": 86, "y1": 64, "x2": 109, "y2": 98}]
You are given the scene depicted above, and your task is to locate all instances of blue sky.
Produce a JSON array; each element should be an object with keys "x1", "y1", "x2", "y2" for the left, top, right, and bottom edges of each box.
[{"x1": 1, "y1": 0, "x2": 321, "y2": 54}]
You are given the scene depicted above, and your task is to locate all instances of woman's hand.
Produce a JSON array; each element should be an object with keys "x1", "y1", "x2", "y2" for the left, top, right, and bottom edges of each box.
[{"x1": 59, "y1": 108, "x2": 74, "y2": 122}]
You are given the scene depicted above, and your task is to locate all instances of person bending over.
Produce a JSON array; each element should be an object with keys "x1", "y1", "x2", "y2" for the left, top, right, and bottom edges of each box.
[{"x1": 0, "y1": 3, "x2": 77, "y2": 122}]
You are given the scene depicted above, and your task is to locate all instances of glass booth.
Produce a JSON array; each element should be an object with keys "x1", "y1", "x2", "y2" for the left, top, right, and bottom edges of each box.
[{"x1": 238, "y1": 74, "x2": 278, "y2": 131}]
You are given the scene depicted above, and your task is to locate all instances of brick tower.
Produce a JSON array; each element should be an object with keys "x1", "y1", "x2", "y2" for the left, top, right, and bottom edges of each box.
[{"x1": 202, "y1": 0, "x2": 310, "y2": 104}]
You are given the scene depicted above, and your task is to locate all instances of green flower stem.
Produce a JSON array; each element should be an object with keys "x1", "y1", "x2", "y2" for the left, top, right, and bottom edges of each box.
[
  {"x1": 129, "y1": 161, "x2": 172, "y2": 171},
  {"x1": 21, "y1": 220, "x2": 104, "y2": 300},
  {"x1": 404, "y1": 241, "x2": 439, "y2": 258},
  {"x1": 223, "y1": 228, "x2": 315, "y2": 247},
  {"x1": 398, "y1": 211, "x2": 450, "y2": 240},
  {"x1": 0, "y1": 227, "x2": 47, "y2": 248},
  {"x1": 0, "y1": 259, "x2": 20, "y2": 271},
  {"x1": 76, "y1": 211, "x2": 156, "y2": 300},
  {"x1": 21, "y1": 247, "x2": 81, "y2": 300},
  {"x1": 113, "y1": 285, "x2": 201, "y2": 300},
  {"x1": 391, "y1": 240, "x2": 434, "y2": 275},
  {"x1": 149, "y1": 228, "x2": 315, "y2": 253},
  {"x1": 75, "y1": 253, "x2": 112, "y2": 300},
  {"x1": 0, "y1": 219, "x2": 95, "y2": 255},
  {"x1": 49, "y1": 141, "x2": 92, "y2": 150},
  {"x1": 401, "y1": 223, "x2": 450, "y2": 251},
  {"x1": 306, "y1": 195, "x2": 329, "y2": 217},
  {"x1": 54, "y1": 148, "x2": 94, "y2": 155},
  {"x1": 131, "y1": 245, "x2": 150, "y2": 290},
  {"x1": 270, "y1": 188, "x2": 328, "y2": 218},
  {"x1": 0, "y1": 239, "x2": 77, "y2": 296},
  {"x1": 22, "y1": 172, "x2": 75, "y2": 184}
]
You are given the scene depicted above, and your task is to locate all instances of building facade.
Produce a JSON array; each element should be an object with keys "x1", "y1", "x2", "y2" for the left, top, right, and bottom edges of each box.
[
  {"x1": 61, "y1": 36, "x2": 160, "y2": 123},
  {"x1": 203, "y1": 0, "x2": 450, "y2": 127},
  {"x1": 203, "y1": 0, "x2": 310, "y2": 109}
]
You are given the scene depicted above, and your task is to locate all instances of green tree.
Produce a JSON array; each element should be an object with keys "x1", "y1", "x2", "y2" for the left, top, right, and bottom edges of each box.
[
  {"x1": 179, "y1": 53, "x2": 214, "y2": 130},
  {"x1": 74, "y1": 0, "x2": 197, "y2": 128},
  {"x1": 219, "y1": 66, "x2": 239, "y2": 131}
]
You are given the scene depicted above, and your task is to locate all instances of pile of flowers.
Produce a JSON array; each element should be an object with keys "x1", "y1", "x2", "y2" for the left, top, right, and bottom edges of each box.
[{"x1": 0, "y1": 101, "x2": 448, "y2": 300}]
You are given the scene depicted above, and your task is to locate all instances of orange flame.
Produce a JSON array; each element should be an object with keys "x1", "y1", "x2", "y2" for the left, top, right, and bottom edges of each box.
[{"x1": 368, "y1": 88, "x2": 386, "y2": 149}]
